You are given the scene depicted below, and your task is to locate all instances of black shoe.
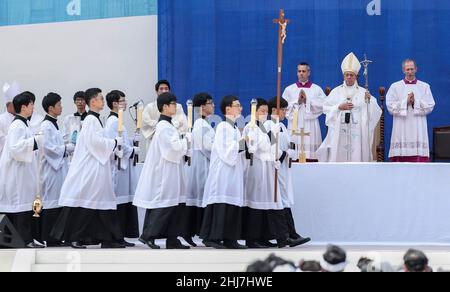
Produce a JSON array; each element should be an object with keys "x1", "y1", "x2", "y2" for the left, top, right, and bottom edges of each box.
[
  {"x1": 101, "y1": 242, "x2": 127, "y2": 249},
  {"x1": 256, "y1": 240, "x2": 278, "y2": 248},
  {"x1": 138, "y1": 238, "x2": 160, "y2": 249},
  {"x1": 289, "y1": 234, "x2": 302, "y2": 240},
  {"x1": 277, "y1": 239, "x2": 287, "y2": 248},
  {"x1": 246, "y1": 241, "x2": 269, "y2": 249},
  {"x1": 46, "y1": 241, "x2": 67, "y2": 248},
  {"x1": 26, "y1": 242, "x2": 46, "y2": 249},
  {"x1": 183, "y1": 236, "x2": 197, "y2": 247},
  {"x1": 223, "y1": 240, "x2": 247, "y2": 249},
  {"x1": 119, "y1": 240, "x2": 136, "y2": 248},
  {"x1": 202, "y1": 239, "x2": 227, "y2": 249},
  {"x1": 70, "y1": 242, "x2": 87, "y2": 249},
  {"x1": 287, "y1": 236, "x2": 311, "y2": 247},
  {"x1": 166, "y1": 239, "x2": 190, "y2": 249}
]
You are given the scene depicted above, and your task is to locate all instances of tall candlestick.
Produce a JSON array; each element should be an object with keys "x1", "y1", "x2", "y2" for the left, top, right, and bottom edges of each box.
[
  {"x1": 187, "y1": 99, "x2": 193, "y2": 130},
  {"x1": 251, "y1": 99, "x2": 257, "y2": 128},
  {"x1": 118, "y1": 108, "x2": 124, "y2": 134},
  {"x1": 136, "y1": 103, "x2": 144, "y2": 129},
  {"x1": 292, "y1": 103, "x2": 299, "y2": 134}
]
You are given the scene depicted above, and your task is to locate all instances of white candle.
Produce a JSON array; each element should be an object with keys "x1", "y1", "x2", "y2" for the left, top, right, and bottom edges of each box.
[
  {"x1": 136, "y1": 104, "x2": 144, "y2": 129},
  {"x1": 251, "y1": 99, "x2": 257, "y2": 128},
  {"x1": 187, "y1": 99, "x2": 193, "y2": 129},
  {"x1": 118, "y1": 109, "x2": 124, "y2": 134}
]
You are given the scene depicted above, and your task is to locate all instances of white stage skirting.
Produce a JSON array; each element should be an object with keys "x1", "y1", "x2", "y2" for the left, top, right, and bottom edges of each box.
[
  {"x1": 135, "y1": 162, "x2": 450, "y2": 246},
  {"x1": 292, "y1": 163, "x2": 450, "y2": 246}
]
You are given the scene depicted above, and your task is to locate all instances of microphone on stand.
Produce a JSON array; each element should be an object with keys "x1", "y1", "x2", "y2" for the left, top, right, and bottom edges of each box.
[{"x1": 129, "y1": 100, "x2": 143, "y2": 109}]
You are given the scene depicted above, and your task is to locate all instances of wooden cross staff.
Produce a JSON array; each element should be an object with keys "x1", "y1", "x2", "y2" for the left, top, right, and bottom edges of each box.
[{"x1": 273, "y1": 9, "x2": 290, "y2": 203}]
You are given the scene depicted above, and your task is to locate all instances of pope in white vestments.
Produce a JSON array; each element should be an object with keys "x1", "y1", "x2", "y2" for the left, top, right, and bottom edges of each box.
[{"x1": 317, "y1": 52, "x2": 382, "y2": 162}]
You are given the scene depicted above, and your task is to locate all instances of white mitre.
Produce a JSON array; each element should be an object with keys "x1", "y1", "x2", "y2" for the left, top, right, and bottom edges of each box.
[
  {"x1": 3, "y1": 81, "x2": 21, "y2": 103},
  {"x1": 341, "y1": 52, "x2": 361, "y2": 75}
]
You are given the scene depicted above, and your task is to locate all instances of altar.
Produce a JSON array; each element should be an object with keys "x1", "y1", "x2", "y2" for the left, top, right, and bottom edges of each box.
[
  {"x1": 291, "y1": 163, "x2": 450, "y2": 245},
  {"x1": 135, "y1": 162, "x2": 450, "y2": 246}
]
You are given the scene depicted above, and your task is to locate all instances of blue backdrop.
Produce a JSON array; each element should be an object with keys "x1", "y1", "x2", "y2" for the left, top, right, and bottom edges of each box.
[{"x1": 158, "y1": 0, "x2": 450, "y2": 159}]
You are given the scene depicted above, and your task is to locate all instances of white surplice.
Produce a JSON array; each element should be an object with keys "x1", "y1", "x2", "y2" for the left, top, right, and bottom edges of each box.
[
  {"x1": 142, "y1": 101, "x2": 188, "y2": 147},
  {"x1": 186, "y1": 117, "x2": 215, "y2": 207},
  {"x1": 105, "y1": 114, "x2": 135, "y2": 205},
  {"x1": 243, "y1": 122, "x2": 283, "y2": 210},
  {"x1": 133, "y1": 118, "x2": 188, "y2": 209},
  {"x1": 58, "y1": 113, "x2": 117, "y2": 210},
  {"x1": 386, "y1": 79, "x2": 435, "y2": 158},
  {"x1": 40, "y1": 117, "x2": 69, "y2": 210},
  {"x1": 29, "y1": 112, "x2": 44, "y2": 135},
  {"x1": 62, "y1": 113, "x2": 84, "y2": 143},
  {"x1": 0, "y1": 116, "x2": 38, "y2": 213},
  {"x1": 202, "y1": 121, "x2": 246, "y2": 208},
  {"x1": 264, "y1": 120, "x2": 294, "y2": 208},
  {"x1": 283, "y1": 82, "x2": 326, "y2": 160}
]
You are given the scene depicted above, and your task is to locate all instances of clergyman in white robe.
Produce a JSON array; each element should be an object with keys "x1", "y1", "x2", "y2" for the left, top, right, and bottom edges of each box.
[
  {"x1": 242, "y1": 118, "x2": 288, "y2": 247},
  {"x1": 283, "y1": 80, "x2": 325, "y2": 160},
  {"x1": 134, "y1": 114, "x2": 190, "y2": 249},
  {"x1": 387, "y1": 77, "x2": 435, "y2": 162},
  {"x1": 185, "y1": 115, "x2": 215, "y2": 236},
  {"x1": 200, "y1": 115, "x2": 247, "y2": 248},
  {"x1": 51, "y1": 111, "x2": 124, "y2": 246},
  {"x1": 105, "y1": 112, "x2": 139, "y2": 240},
  {"x1": 39, "y1": 115, "x2": 70, "y2": 245},
  {"x1": 0, "y1": 115, "x2": 39, "y2": 245}
]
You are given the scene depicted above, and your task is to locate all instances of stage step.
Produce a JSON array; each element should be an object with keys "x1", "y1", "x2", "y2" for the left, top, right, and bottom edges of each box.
[
  {"x1": 0, "y1": 250, "x2": 16, "y2": 272},
  {"x1": 5, "y1": 245, "x2": 450, "y2": 272}
]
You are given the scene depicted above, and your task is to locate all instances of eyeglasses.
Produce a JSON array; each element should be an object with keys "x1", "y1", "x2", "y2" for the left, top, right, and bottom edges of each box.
[{"x1": 206, "y1": 101, "x2": 215, "y2": 106}]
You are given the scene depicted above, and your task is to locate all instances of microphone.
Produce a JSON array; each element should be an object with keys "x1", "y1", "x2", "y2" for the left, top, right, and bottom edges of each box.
[{"x1": 129, "y1": 100, "x2": 143, "y2": 109}]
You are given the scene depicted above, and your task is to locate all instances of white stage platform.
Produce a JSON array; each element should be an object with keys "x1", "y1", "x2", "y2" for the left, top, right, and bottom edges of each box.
[
  {"x1": 135, "y1": 162, "x2": 450, "y2": 246},
  {"x1": 292, "y1": 163, "x2": 450, "y2": 246}
]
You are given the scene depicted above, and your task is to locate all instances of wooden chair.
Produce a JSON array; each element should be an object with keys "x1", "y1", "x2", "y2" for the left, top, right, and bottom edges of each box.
[
  {"x1": 376, "y1": 87, "x2": 386, "y2": 162},
  {"x1": 432, "y1": 126, "x2": 450, "y2": 162}
]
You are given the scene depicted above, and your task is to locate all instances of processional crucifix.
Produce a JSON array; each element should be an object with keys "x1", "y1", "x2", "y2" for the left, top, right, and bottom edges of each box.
[{"x1": 273, "y1": 9, "x2": 289, "y2": 203}]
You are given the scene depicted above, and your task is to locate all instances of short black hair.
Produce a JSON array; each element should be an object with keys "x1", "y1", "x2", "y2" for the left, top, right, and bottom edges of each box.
[
  {"x1": 193, "y1": 92, "x2": 212, "y2": 107},
  {"x1": 85, "y1": 88, "x2": 102, "y2": 107},
  {"x1": 268, "y1": 97, "x2": 288, "y2": 114},
  {"x1": 42, "y1": 92, "x2": 62, "y2": 113},
  {"x1": 220, "y1": 95, "x2": 239, "y2": 115},
  {"x1": 404, "y1": 249, "x2": 428, "y2": 272},
  {"x1": 298, "y1": 62, "x2": 311, "y2": 70},
  {"x1": 255, "y1": 98, "x2": 268, "y2": 111},
  {"x1": 13, "y1": 93, "x2": 33, "y2": 114},
  {"x1": 323, "y1": 245, "x2": 347, "y2": 265},
  {"x1": 157, "y1": 92, "x2": 177, "y2": 113},
  {"x1": 73, "y1": 91, "x2": 85, "y2": 102},
  {"x1": 155, "y1": 80, "x2": 171, "y2": 92},
  {"x1": 106, "y1": 90, "x2": 125, "y2": 110},
  {"x1": 22, "y1": 91, "x2": 36, "y2": 103}
]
